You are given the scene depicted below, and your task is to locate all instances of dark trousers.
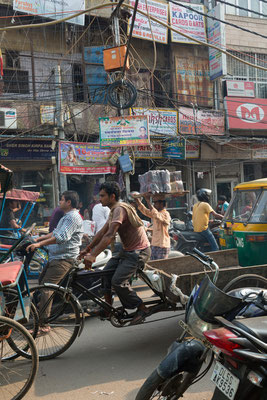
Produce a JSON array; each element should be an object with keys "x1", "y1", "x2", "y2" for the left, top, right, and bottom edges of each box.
[{"x1": 103, "y1": 247, "x2": 151, "y2": 309}]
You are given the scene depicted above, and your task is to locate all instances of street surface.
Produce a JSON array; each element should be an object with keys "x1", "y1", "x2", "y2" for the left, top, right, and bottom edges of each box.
[{"x1": 26, "y1": 282, "x2": 214, "y2": 400}]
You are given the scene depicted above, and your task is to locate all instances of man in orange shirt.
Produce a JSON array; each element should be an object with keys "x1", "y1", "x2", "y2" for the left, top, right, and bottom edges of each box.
[
  {"x1": 135, "y1": 194, "x2": 171, "y2": 260},
  {"x1": 192, "y1": 188, "x2": 223, "y2": 251}
]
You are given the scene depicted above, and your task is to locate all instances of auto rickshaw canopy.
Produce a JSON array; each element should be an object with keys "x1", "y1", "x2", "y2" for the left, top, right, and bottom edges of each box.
[{"x1": 234, "y1": 178, "x2": 267, "y2": 191}]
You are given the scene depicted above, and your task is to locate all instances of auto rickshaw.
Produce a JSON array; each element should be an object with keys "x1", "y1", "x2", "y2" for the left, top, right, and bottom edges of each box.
[{"x1": 219, "y1": 178, "x2": 267, "y2": 267}]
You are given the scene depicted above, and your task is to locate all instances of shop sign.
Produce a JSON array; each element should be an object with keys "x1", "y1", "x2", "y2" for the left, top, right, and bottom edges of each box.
[
  {"x1": 59, "y1": 141, "x2": 118, "y2": 175},
  {"x1": 40, "y1": 105, "x2": 71, "y2": 125},
  {"x1": 135, "y1": 142, "x2": 163, "y2": 159},
  {"x1": 169, "y1": 2, "x2": 207, "y2": 44},
  {"x1": 99, "y1": 115, "x2": 149, "y2": 147},
  {"x1": 225, "y1": 97, "x2": 267, "y2": 130},
  {"x1": 13, "y1": 0, "x2": 85, "y2": 25},
  {"x1": 128, "y1": 0, "x2": 168, "y2": 44},
  {"x1": 0, "y1": 108, "x2": 17, "y2": 129},
  {"x1": 252, "y1": 144, "x2": 267, "y2": 159},
  {"x1": 186, "y1": 139, "x2": 199, "y2": 158},
  {"x1": 163, "y1": 138, "x2": 186, "y2": 159},
  {"x1": 207, "y1": 4, "x2": 227, "y2": 81},
  {"x1": 179, "y1": 107, "x2": 225, "y2": 135},
  {"x1": 175, "y1": 56, "x2": 213, "y2": 107},
  {"x1": 0, "y1": 139, "x2": 56, "y2": 160},
  {"x1": 131, "y1": 108, "x2": 178, "y2": 137},
  {"x1": 226, "y1": 81, "x2": 255, "y2": 98}
]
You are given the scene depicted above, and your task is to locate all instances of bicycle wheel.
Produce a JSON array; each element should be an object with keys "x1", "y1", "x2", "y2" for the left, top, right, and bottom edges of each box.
[
  {"x1": 223, "y1": 274, "x2": 267, "y2": 292},
  {"x1": 3, "y1": 288, "x2": 39, "y2": 360},
  {"x1": 28, "y1": 284, "x2": 82, "y2": 360},
  {"x1": 0, "y1": 316, "x2": 39, "y2": 400}
]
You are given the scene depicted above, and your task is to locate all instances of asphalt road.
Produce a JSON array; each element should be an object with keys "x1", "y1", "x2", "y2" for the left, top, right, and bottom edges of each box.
[{"x1": 26, "y1": 283, "x2": 214, "y2": 400}]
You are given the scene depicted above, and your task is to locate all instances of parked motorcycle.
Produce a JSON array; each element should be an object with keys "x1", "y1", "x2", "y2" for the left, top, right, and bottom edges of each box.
[
  {"x1": 169, "y1": 220, "x2": 221, "y2": 254},
  {"x1": 135, "y1": 249, "x2": 266, "y2": 400},
  {"x1": 204, "y1": 313, "x2": 267, "y2": 400}
]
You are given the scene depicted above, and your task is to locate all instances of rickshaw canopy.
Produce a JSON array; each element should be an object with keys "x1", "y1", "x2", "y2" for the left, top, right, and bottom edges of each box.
[
  {"x1": 0, "y1": 189, "x2": 39, "y2": 202},
  {"x1": 0, "y1": 164, "x2": 13, "y2": 193},
  {"x1": 234, "y1": 178, "x2": 267, "y2": 191}
]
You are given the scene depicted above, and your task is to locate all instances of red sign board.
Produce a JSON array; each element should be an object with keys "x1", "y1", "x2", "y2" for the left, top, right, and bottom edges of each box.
[
  {"x1": 179, "y1": 107, "x2": 225, "y2": 135},
  {"x1": 225, "y1": 97, "x2": 267, "y2": 130}
]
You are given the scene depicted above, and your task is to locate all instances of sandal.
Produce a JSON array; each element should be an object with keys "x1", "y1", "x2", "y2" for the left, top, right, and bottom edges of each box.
[
  {"x1": 129, "y1": 309, "x2": 150, "y2": 326},
  {"x1": 37, "y1": 326, "x2": 51, "y2": 336}
]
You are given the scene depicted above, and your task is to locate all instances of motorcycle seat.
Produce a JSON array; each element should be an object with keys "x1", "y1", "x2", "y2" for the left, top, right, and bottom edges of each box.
[{"x1": 233, "y1": 316, "x2": 267, "y2": 343}]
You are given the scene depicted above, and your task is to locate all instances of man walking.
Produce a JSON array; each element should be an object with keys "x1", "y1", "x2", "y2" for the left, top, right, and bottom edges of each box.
[
  {"x1": 27, "y1": 190, "x2": 83, "y2": 332},
  {"x1": 79, "y1": 181, "x2": 151, "y2": 325}
]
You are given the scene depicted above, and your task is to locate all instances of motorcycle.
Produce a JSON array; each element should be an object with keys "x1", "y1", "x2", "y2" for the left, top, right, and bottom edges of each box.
[
  {"x1": 169, "y1": 219, "x2": 221, "y2": 254},
  {"x1": 135, "y1": 248, "x2": 267, "y2": 400},
  {"x1": 204, "y1": 312, "x2": 267, "y2": 400}
]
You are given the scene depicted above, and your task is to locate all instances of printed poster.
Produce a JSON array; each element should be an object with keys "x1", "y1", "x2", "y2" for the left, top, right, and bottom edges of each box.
[
  {"x1": 59, "y1": 141, "x2": 118, "y2": 175},
  {"x1": 135, "y1": 142, "x2": 163, "y2": 159},
  {"x1": 163, "y1": 138, "x2": 186, "y2": 159},
  {"x1": 169, "y1": 2, "x2": 207, "y2": 44},
  {"x1": 128, "y1": 0, "x2": 168, "y2": 44},
  {"x1": 99, "y1": 115, "x2": 149, "y2": 147},
  {"x1": 132, "y1": 108, "x2": 178, "y2": 138}
]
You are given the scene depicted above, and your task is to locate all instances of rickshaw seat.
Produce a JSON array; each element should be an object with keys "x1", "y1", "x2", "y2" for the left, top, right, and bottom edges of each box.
[
  {"x1": 0, "y1": 261, "x2": 23, "y2": 286},
  {"x1": 0, "y1": 244, "x2": 12, "y2": 249}
]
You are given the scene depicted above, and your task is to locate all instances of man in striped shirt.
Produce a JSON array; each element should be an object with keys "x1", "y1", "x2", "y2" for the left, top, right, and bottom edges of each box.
[{"x1": 27, "y1": 190, "x2": 83, "y2": 333}]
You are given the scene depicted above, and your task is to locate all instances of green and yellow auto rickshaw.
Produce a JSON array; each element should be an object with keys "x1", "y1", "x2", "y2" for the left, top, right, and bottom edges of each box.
[{"x1": 219, "y1": 178, "x2": 267, "y2": 267}]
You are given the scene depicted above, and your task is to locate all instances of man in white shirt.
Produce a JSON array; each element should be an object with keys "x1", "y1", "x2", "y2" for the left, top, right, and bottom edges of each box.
[{"x1": 92, "y1": 202, "x2": 110, "y2": 233}]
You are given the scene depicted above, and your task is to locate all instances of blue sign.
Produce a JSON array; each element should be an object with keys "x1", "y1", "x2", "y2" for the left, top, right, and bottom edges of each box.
[
  {"x1": 163, "y1": 138, "x2": 186, "y2": 159},
  {"x1": 0, "y1": 139, "x2": 56, "y2": 160},
  {"x1": 118, "y1": 154, "x2": 133, "y2": 173}
]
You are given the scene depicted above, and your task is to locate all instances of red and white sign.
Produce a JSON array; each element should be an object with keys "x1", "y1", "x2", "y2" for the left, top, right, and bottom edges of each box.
[
  {"x1": 179, "y1": 107, "x2": 225, "y2": 135},
  {"x1": 225, "y1": 97, "x2": 267, "y2": 130},
  {"x1": 226, "y1": 81, "x2": 255, "y2": 98}
]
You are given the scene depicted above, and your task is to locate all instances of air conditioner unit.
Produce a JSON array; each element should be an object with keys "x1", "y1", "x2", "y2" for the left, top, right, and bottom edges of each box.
[{"x1": 0, "y1": 108, "x2": 17, "y2": 129}]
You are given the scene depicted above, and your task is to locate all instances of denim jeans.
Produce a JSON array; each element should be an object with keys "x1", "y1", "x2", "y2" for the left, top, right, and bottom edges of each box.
[{"x1": 199, "y1": 229, "x2": 219, "y2": 251}]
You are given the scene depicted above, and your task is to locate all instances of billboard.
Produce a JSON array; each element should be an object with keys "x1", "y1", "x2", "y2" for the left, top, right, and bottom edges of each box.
[
  {"x1": 207, "y1": 4, "x2": 227, "y2": 80},
  {"x1": 225, "y1": 97, "x2": 267, "y2": 130},
  {"x1": 131, "y1": 108, "x2": 178, "y2": 137},
  {"x1": 13, "y1": 0, "x2": 85, "y2": 25},
  {"x1": 179, "y1": 107, "x2": 225, "y2": 135},
  {"x1": 175, "y1": 56, "x2": 213, "y2": 107},
  {"x1": 169, "y1": 2, "x2": 207, "y2": 44},
  {"x1": 163, "y1": 138, "x2": 186, "y2": 159},
  {"x1": 99, "y1": 115, "x2": 149, "y2": 147},
  {"x1": 59, "y1": 141, "x2": 117, "y2": 175},
  {"x1": 226, "y1": 81, "x2": 255, "y2": 98},
  {"x1": 128, "y1": 0, "x2": 168, "y2": 44}
]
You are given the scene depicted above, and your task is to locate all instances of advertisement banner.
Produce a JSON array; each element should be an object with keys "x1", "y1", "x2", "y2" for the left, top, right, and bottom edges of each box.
[
  {"x1": 0, "y1": 139, "x2": 56, "y2": 160},
  {"x1": 186, "y1": 139, "x2": 199, "y2": 158},
  {"x1": 226, "y1": 81, "x2": 255, "y2": 98},
  {"x1": 128, "y1": 0, "x2": 168, "y2": 44},
  {"x1": 169, "y1": 2, "x2": 207, "y2": 44},
  {"x1": 135, "y1": 142, "x2": 163, "y2": 159},
  {"x1": 40, "y1": 105, "x2": 71, "y2": 125},
  {"x1": 163, "y1": 138, "x2": 186, "y2": 159},
  {"x1": 59, "y1": 141, "x2": 117, "y2": 175},
  {"x1": 99, "y1": 115, "x2": 149, "y2": 147},
  {"x1": 179, "y1": 107, "x2": 225, "y2": 135},
  {"x1": 207, "y1": 4, "x2": 227, "y2": 80},
  {"x1": 225, "y1": 97, "x2": 267, "y2": 130},
  {"x1": 13, "y1": 0, "x2": 85, "y2": 25},
  {"x1": 175, "y1": 56, "x2": 213, "y2": 107},
  {"x1": 252, "y1": 144, "x2": 267, "y2": 159},
  {"x1": 131, "y1": 108, "x2": 178, "y2": 137}
]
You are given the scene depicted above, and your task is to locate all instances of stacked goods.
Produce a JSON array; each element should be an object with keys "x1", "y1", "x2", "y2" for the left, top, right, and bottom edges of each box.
[
  {"x1": 138, "y1": 170, "x2": 184, "y2": 194},
  {"x1": 170, "y1": 171, "x2": 184, "y2": 193}
]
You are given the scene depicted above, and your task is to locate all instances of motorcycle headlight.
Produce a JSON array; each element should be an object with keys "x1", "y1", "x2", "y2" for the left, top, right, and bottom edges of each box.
[{"x1": 186, "y1": 305, "x2": 219, "y2": 339}]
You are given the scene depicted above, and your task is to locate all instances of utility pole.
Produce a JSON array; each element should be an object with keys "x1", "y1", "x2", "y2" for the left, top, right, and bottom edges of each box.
[
  {"x1": 112, "y1": 7, "x2": 131, "y2": 197},
  {"x1": 55, "y1": 64, "x2": 68, "y2": 194}
]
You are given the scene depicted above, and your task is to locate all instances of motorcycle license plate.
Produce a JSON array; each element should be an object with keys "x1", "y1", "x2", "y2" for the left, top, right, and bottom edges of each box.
[{"x1": 211, "y1": 361, "x2": 239, "y2": 400}]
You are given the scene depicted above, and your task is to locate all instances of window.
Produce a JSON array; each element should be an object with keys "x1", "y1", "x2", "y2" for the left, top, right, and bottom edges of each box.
[
  {"x1": 227, "y1": 52, "x2": 267, "y2": 98},
  {"x1": 3, "y1": 69, "x2": 29, "y2": 94},
  {"x1": 72, "y1": 64, "x2": 84, "y2": 102},
  {"x1": 225, "y1": 0, "x2": 267, "y2": 18}
]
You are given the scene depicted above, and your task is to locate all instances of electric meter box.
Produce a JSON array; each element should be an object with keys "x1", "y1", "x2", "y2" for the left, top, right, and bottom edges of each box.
[{"x1": 103, "y1": 45, "x2": 130, "y2": 72}]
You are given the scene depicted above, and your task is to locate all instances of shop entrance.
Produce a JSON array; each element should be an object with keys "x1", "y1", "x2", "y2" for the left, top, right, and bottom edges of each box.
[{"x1": 216, "y1": 180, "x2": 237, "y2": 203}]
